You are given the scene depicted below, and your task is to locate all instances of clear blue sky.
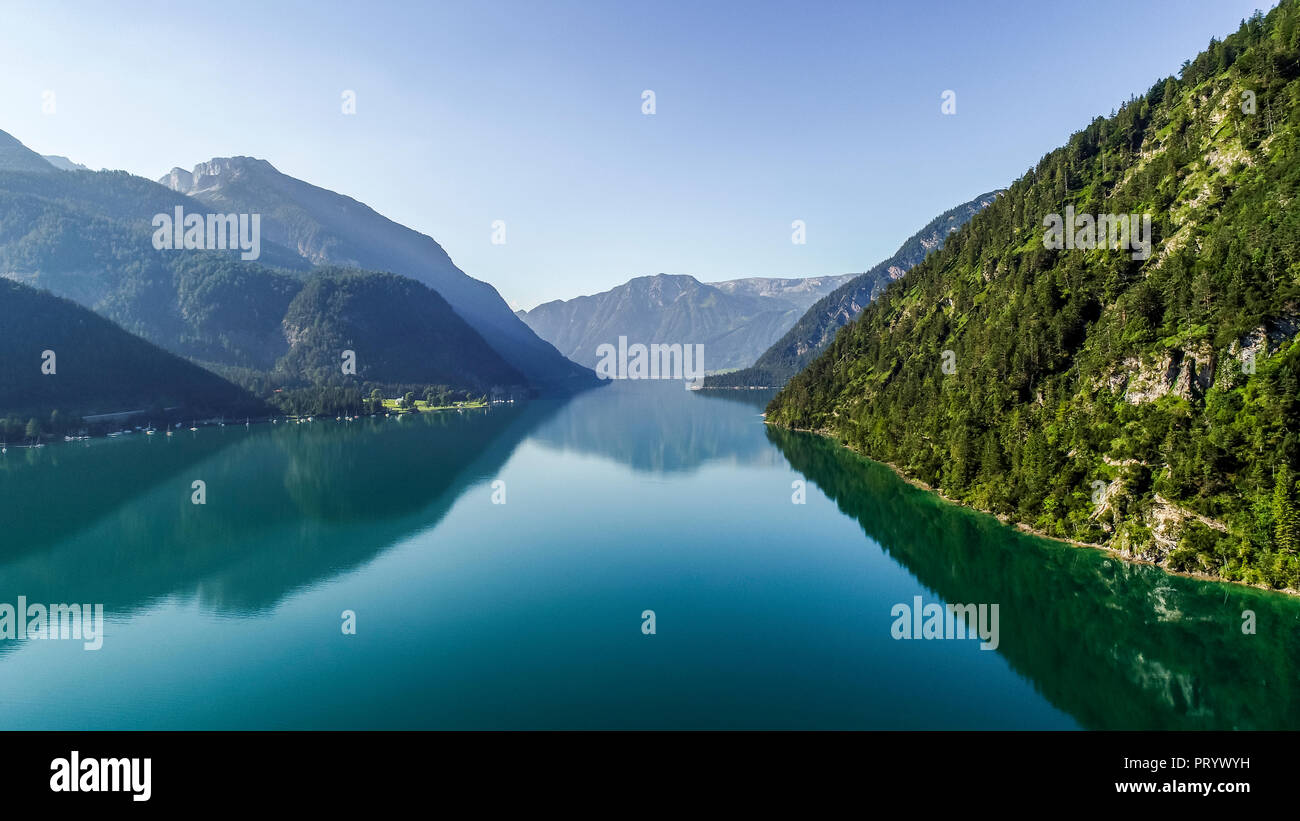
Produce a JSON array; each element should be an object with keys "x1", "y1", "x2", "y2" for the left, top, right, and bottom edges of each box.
[{"x1": 0, "y1": 0, "x2": 1274, "y2": 309}]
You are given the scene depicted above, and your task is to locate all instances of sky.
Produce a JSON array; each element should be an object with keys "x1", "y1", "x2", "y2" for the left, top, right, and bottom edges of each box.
[{"x1": 0, "y1": 0, "x2": 1276, "y2": 309}]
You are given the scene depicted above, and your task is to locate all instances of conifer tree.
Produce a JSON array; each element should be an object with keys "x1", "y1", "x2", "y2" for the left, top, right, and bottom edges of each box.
[{"x1": 1273, "y1": 467, "x2": 1299, "y2": 554}]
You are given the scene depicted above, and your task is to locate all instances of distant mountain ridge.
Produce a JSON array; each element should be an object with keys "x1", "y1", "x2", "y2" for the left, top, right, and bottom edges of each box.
[
  {"x1": 517, "y1": 272, "x2": 856, "y2": 373},
  {"x1": 705, "y1": 191, "x2": 1002, "y2": 388},
  {"x1": 709, "y1": 275, "x2": 858, "y2": 302},
  {"x1": 160, "y1": 156, "x2": 597, "y2": 393},
  {"x1": 42, "y1": 155, "x2": 89, "y2": 172}
]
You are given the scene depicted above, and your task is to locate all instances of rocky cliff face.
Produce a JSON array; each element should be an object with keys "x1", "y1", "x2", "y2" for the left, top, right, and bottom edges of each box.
[
  {"x1": 159, "y1": 166, "x2": 192, "y2": 192},
  {"x1": 163, "y1": 158, "x2": 278, "y2": 199},
  {"x1": 1101, "y1": 313, "x2": 1299, "y2": 404}
]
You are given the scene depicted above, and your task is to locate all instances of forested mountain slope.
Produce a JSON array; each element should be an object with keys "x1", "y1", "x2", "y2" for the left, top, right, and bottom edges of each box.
[
  {"x1": 767, "y1": 3, "x2": 1300, "y2": 589},
  {"x1": 0, "y1": 278, "x2": 265, "y2": 430}
]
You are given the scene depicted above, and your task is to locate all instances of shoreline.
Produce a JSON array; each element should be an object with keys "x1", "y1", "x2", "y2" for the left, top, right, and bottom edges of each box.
[
  {"x1": 5, "y1": 402, "x2": 494, "y2": 451},
  {"x1": 771, "y1": 421, "x2": 1300, "y2": 599}
]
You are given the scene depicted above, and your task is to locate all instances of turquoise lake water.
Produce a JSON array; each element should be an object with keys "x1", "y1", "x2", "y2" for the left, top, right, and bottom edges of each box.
[{"x1": 1, "y1": 380, "x2": 1297, "y2": 729}]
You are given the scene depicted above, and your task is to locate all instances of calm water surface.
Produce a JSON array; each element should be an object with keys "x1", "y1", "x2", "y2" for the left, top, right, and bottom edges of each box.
[{"x1": 1, "y1": 381, "x2": 1297, "y2": 729}]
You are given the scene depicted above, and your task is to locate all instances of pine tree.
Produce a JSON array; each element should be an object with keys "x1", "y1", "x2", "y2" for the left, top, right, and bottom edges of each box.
[{"x1": 1272, "y1": 467, "x2": 1299, "y2": 554}]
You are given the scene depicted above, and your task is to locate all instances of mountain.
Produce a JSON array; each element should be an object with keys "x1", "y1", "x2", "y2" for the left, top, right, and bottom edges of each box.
[
  {"x1": 708, "y1": 275, "x2": 858, "y2": 302},
  {"x1": 0, "y1": 130, "x2": 56, "y2": 173},
  {"x1": 766, "y1": 2, "x2": 1300, "y2": 590},
  {"x1": 42, "y1": 155, "x2": 90, "y2": 172},
  {"x1": 517, "y1": 273, "x2": 856, "y2": 373},
  {"x1": 0, "y1": 153, "x2": 310, "y2": 308},
  {"x1": 0, "y1": 133, "x2": 527, "y2": 401},
  {"x1": 160, "y1": 157, "x2": 596, "y2": 393},
  {"x1": 275, "y1": 268, "x2": 522, "y2": 388},
  {"x1": 705, "y1": 192, "x2": 1000, "y2": 388},
  {"x1": 0, "y1": 278, "x2": 265, "y2": 429}
]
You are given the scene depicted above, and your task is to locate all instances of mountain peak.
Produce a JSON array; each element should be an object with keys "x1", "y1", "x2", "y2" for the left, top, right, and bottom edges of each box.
[{"x1": 160, "y1": 156, "x2": 277, "y2": 195}]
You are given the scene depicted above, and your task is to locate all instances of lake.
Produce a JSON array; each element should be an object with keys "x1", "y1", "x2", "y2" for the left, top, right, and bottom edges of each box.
[{"x1": 1, "y1": 380, "x2": 1297, "y2": 729}]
